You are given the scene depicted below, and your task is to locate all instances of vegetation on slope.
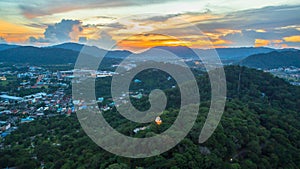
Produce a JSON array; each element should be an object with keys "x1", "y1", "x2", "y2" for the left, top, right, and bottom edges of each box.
[{"x1": 0, "y1": 66, "x2": 299, "y2": 169}]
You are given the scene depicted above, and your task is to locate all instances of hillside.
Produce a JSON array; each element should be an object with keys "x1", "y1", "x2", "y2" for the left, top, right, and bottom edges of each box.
[
  {"x1": 0, "y1": 43, "x2": 299, "y2": 69},
  {"x1": 144, "y1": 46, "x2": 275, "y2": 62},
  {"x1": 239, "y1": 50, "x2": 300, "y2": 69},
  {"x1": 0, "y1": 46, "x2": 83, "y2": 64},
  {"x1": 0, "y1": 46, "x2": 125, "y2": 68},
  {"x1": 0, "y1": 43, "x2": 132, "y2": 65},
  {"x1": 50, "y1": 42, "x2": 88, "y2": 51},
  {"x1": 51, "y1": 43, "x2": 132, "y2": 58},
  {"x1": 205, "y1": 47, "x2": 275, "y2": 61},
  {"x1": 0, "y1": 66, "x2": 299, "y2": 169},
  {"x1": 0, "y1": 44, "x2": 19, "y2": 51},
  {"x1": 1, "y1": 43, "x2": 299, "y2": 66}
]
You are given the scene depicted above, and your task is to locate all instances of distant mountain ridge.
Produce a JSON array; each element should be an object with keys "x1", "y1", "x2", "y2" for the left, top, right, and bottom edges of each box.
[
  {"x1": 0, "y1": 42, "x2": 298, "y2": 66},
  {"x1": 239, "y1": 50, "x2": 300, "y2": 69},
  {"x1": 211, "y1": 47, "x2": 275, "y2": 61},
  {"x1": 50, "y1": 42, "x2": 88, "y2": 51},
  {"x1": 146, "y1": 46, "x2": 276, "y2": 62},
  {"x1": 0, "y1": 46, "x2": 81, "y2": 64},
  {"x1": 0, "y1": 44, "x2": 19, "y2": 51},
  {"x1": 50, "y1": 42, "x2": 132, "y2": 58},
  {"x1": 0, "y1": 43, "x2": 132, "y2": 65}
]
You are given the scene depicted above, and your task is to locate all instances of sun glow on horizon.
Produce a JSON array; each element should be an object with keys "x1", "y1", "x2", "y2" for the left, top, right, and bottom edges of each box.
[{"x1": 0, "y1": 1, "x2": 299, "y2": 49}]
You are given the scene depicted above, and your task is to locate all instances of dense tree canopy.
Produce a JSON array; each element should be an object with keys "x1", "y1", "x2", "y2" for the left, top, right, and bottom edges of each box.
[{"x1": 0, "y1": 66, "x2": 299, "y2": 169}]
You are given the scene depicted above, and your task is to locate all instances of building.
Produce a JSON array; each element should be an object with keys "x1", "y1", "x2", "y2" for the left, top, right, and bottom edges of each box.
[
  {"x1": 0, "y1": 76, "x2": 6, "y2": 81},
  {"x1": 20, "y1": 117, "x2": 35, "y2": 123},
  {"x1": 0, "y1": 95, "x2": 24, "y2": 102}
]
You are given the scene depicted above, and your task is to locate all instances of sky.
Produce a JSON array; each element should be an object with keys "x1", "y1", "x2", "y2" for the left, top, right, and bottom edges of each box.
[{"x1": 0, "y1": 0, "x2": 299, "y2": 51}]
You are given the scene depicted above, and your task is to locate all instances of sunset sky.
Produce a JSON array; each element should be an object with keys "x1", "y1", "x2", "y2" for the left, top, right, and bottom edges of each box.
[{"x1": 0, "y1": 0, "x2": 299, "y2": 51}]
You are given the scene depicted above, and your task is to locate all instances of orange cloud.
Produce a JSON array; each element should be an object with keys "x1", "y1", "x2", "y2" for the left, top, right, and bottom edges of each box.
[
  {"x1": 211, "y1": 39, "x2": 229, "y2": 45},
  {"x1": 178, "y1": 13, "x2": 222, "y2": 23},
  {"x1": 283, "y1": 35, "x2": 300, "y2": 42},
  {"x1": 272, "y1": 39, "x2": 283, "y2": 43},
  {"x1": 254, "y1": 39, "x2": 270, "y2": 47},
  {"x1": 69, "y1": 25, "x2": 82, "y2": 42},
  {"x1": 204, "y1": 29, "x2": 241, "y2": 44},
  {"x1": 0, "y1": 19, "x2": 43, "y2": 43},
  {"x1": 117, "y1": 33, "x2": 227, "y2": 51},
  {"x1": 256, "y1": 29, "x2": 266, "y2": 33},
  {"x1": 118, "y1": 34, "x2": 189, "y2": 50}
]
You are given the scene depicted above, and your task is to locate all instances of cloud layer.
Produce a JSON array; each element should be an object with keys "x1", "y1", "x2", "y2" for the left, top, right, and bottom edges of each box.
[
  {"x1": 18, "y1": 0, "x2": 176, "y2": 19},
  {"x1": 29, "y1": 19, "x2": 83, "y2": 43},
  {"x1": 0, "y1": 0, "x2": 299, "y2": 49},
  {"x1": 144, "y1": 5, "x2": 300, "y2": 48}
]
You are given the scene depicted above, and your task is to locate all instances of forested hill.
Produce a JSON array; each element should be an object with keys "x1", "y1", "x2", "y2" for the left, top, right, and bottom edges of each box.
[
  {"x1": 1, "y1": 43, "x2": 297, "y2": 65},
  {"x1": 0, "y1": 66, "x2": 299, "y2": 169},
  {"x1": 0, "y1": 46, "x2": 80, "y2": 64},
  {"x1": 0, "y1": 44, "x2": 19, "y2": 51},
  {"x1": 0, "y1": 46, "x2": 123, "y2": 68},
  {"x1": 0, "y1": 43, "x2": 133, "y2": 66},
  {"x1": 239, "y1": 50, "x2": 300, "y2": 69}
]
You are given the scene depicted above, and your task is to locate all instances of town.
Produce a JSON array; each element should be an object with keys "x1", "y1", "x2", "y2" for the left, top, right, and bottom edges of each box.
[
  {"x1": 264, "y1": 66, "x2": 300, "y2": 86},
  {"x1": 0, "y1": 62, "x2": 172, "y2": 142},
  {"x1": 0, "y1": 64, "x2": 122, "y2": 140}
]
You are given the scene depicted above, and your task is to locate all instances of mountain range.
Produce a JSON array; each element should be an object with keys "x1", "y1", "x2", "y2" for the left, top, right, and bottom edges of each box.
[
  {"x1": 0, "y1": 43, "x2": 299, "y2": 69},
  {"x1": 0, "y1": 44, "x2": 20, "y2": 51},
  {"x1": 239, "y1": 50, "x2": 300, "y2": 69}
]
